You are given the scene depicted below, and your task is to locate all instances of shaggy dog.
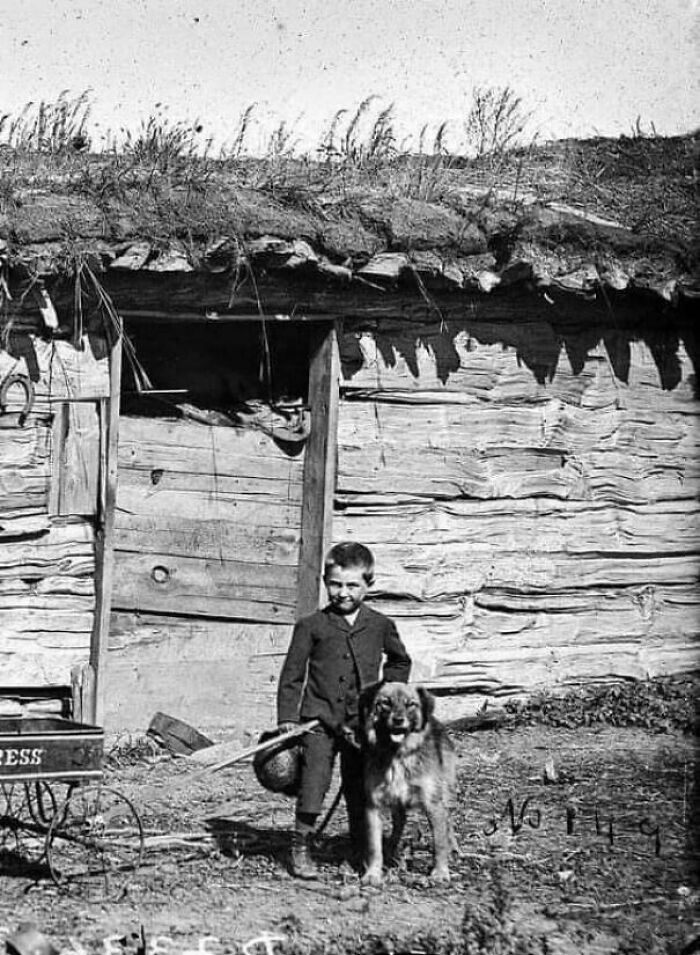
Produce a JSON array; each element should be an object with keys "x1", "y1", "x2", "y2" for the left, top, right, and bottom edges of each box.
[{"x1": 359, "y1": 681, "x2": 456, "y2": 885}]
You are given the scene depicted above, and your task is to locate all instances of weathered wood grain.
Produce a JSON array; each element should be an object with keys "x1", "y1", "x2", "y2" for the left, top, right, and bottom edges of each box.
[
  {"x1": 116, "y1": 466, "x2": 303, "y2": 502},
  {"x1": 118, "y1": 415, "x2": 307, "y2": 465},
  {"x1": 0, "y1": 514, "x2": 50, "y2": 539},
  {"x1": 370, "y1": 586, "x2": 699, "y2": 682},
  {"x1": 423, "y1": 635, "x2": 699, "y2": 695},
  {"x1": 333, "y1": 499, "x2": 700, "y2": 554},
  {"x1": 0, "y1": 423, "x2": 51, "y2": 514},
  {"x1": 116, "y1": 482, "x2": 302, "y2": 527},
  {"x1": 112, "y1": 551, "x2": 297, "y2": 622},
  {"x1": 0, "y1": 335, "x2": 109, "y2": 408},
  {"x1": 105, "y1": 612, "x2": 290, "y2": 734},
  {"x1": 0, "y1": 519, "x2": 95, "y2": 579},
  {"x1": 337, "y1": 401, "x2": 700, "y2": 503},
  {"x1": 49, "y1": 401, "x2": 101, "y2": 517},
  {"x1": 339, "y1": 327, "x2": 698, "y2": 414},
  {"x1": 114, "y1": 513, "x2": 300, "y2": 564},
  {"x1": 297, "y1": 323, "x2": 339, "y2": 616},
  {"x1": 334, "y1": 319, "x2": 699, "y2": 705}
]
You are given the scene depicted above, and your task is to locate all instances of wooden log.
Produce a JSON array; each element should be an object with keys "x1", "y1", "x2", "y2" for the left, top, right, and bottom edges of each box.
[
  {"x1": 337, "y1": 400, "x2": 700, "y2": 503},
  {"x1": 368, "y1": 586, "x2": 700, "y2": 683},
  {"x1": 0, "y1": 575, "x2": 94, "y2": 597},
  {"x1": 0, "y1": 515, "x2": 50, "y2": 539},
  {"x1": 424, "y1": 633, "x2": 700, "y2": 693},
  {"x1": 0, "y1": 520, "x2": 95, "y2": 579},
  {"x1": 339, "y1": 328, "x2": 699, "y2": 415},
  {"x1": 333, "y1": 499, "x2": 700, "y2": 554}
]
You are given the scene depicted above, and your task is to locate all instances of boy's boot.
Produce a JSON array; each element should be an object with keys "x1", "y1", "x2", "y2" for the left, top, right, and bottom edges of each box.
[{"x1": 290, "y1": 829, "x2": 318, "y2": 879}]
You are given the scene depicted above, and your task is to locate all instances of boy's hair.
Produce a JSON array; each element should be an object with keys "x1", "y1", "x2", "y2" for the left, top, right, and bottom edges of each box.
[{"x1": 324, "y1": 541, "x2": 375, "y2": 584}]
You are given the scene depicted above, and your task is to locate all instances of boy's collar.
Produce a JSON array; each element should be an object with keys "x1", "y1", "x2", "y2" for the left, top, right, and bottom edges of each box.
[{"x1": 324, "y1": 603, "x2": 368, "y2": 631}]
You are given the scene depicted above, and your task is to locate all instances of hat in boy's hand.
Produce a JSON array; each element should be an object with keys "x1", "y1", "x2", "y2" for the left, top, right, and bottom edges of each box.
[{"x1": 253, "y1": 728, "x2": 302, "y2": 796}]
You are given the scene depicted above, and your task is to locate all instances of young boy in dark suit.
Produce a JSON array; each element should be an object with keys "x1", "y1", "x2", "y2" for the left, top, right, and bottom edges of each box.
[{"x1": 277, "y1": 541, "x2": 411, "y2": 878}]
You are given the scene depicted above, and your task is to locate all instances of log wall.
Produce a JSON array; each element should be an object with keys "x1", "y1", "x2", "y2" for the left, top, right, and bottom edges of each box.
[
  {"x1": 335, "y1": 318, "x2": 700, "y2": 711},
  {"x1": 0, "y1": 332, "x2": 108, "y2": 700}
]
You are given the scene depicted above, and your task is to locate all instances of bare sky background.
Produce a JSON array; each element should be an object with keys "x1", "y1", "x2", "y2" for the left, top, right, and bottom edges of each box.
[{"x1": 1, "y1": 0, "x2": 697, "y2": 151}]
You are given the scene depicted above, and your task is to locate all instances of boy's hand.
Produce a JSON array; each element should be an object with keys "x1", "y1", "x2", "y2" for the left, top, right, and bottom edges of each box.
[{"x1": 277, "y1": 721, "x2": 298, "y2": 735}]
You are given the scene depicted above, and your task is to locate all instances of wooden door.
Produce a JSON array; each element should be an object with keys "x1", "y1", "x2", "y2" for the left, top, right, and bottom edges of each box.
[{"x1": 104, "y1": 322, "x2": 338, "y2": 736}]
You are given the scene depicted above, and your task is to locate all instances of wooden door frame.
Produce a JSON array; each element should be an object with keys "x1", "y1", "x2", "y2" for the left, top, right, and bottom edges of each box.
[
  {"x1": 296, "y1": 321, "x2": 340, "y2": 617},
  {"x1": 86, "y1": 316, "x2": 339, "y2": 723},
  {"x1": 88, "y1": 332, "x2": 122, "y2": 725}
]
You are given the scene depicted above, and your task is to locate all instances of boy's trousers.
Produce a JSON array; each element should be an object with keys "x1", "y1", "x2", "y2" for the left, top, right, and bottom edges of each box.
[{"x1": 297, "y1": 725, "x2": 364, "y2": 833}]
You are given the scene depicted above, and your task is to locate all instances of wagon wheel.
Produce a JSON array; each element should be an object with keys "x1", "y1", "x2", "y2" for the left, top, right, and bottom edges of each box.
[
  {"x1": 46, "y1": 785, "x2": 144, "y2": 901},
  {"x1": 0, "y1": 782, "x2": 56, "y2": 862}
]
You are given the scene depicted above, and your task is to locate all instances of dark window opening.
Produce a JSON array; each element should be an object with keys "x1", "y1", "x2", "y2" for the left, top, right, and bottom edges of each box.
[{"x1": 120, "y1": 320, "x2": 311, "y2": 429}]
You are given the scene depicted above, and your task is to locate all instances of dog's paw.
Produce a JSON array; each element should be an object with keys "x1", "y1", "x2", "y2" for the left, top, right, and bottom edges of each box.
[
  {"x1": 428, "y1": 865, "x2": 451, "y2": 885},
  {"x1": 361, "y1": 868, "x2": 383, "y2": 887}
]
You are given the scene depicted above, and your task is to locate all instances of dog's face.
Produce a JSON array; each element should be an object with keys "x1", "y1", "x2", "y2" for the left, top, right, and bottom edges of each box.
[{"x1": 361, "y1": 682, "x2": 435, "y2": 749}]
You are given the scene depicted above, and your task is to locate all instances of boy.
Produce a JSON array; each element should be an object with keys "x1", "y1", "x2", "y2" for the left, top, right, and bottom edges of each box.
[{"x1": 277, "y1": 541, "x2": 411, "y2": 878}]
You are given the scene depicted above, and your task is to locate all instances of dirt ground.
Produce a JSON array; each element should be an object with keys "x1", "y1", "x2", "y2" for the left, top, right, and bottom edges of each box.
[{"x1": 0, "y1": 723, "x2": 698, "y2": 955}]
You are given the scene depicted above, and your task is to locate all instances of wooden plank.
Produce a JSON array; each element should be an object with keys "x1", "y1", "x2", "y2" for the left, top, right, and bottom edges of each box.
[
  {"x1": 109, "y1": 611, "x2": 291, "y2": 654},
  {"x1": 112, "y1": 550, "x2": 297, "y2": 622},
  {"x1": 89, "y1": 333, "x2": 122, "y2": 725},
  {"x1": 48, "y1": 402, "x2": 68, "y2": 516},
  {"x1": 118, "y1": 414, "x2": 309, "y2": 462},
  {"x1": 116, "y1": 466, "x2": 303, "y2": 502},
  {"x1": 114, "y1": 513, "x2": 300, "y2": 564},
  {"x1": 105, "y1": 611, "x2": 291, "y2": 734},
  {"x1": 297, "y1": 323, "x2": 340, "y2": 616},
  {"x1": 49, "y1": 402, "x2": 101, "y2": 516},
  {"x1": 115, "y1": 483, "x2": 302, "y2": 527}
]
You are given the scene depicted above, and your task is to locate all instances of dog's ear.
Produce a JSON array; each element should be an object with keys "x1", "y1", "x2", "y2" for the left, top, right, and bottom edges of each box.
[
  {"x1": 359, "y1": 680, "x2": 384, "y2": 720},
  {"x1": 417, "y1": 685, "x2": 436, "y2": 723},
  {"x1": 358, "y1": 681, "x2": 384, "y2": 746}
]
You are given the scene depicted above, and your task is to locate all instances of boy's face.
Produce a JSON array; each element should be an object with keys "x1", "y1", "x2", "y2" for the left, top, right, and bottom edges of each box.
[{"x1": 324, "y1": 564, "x2": 370, "y2": 615}]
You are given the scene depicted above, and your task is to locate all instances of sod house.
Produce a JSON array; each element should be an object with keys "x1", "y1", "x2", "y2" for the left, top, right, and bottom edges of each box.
[{"x1": 1, "y1": 136, "x2": 697, "y2": 737}]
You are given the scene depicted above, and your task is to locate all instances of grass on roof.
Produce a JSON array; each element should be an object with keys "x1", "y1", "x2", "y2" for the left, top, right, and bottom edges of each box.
[{"x1": 0, "y1": 92, "x2": 696, "y2": 250}]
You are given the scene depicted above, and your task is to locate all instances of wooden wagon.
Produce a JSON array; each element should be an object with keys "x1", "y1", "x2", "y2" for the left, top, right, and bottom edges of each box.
[{"x1": 0, "y1": 702, "x2": 143, "y2": 900}]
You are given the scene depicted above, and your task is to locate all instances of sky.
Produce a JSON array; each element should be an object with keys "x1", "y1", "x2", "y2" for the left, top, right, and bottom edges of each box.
[{"x1": 1, "y1": 0, "x2": 698, "y2": 153}]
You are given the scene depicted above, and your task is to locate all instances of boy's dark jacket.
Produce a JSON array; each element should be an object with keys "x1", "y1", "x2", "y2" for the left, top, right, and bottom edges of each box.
[{"x1": 277, "y1": 604, "x2": 411, "y2": 730}]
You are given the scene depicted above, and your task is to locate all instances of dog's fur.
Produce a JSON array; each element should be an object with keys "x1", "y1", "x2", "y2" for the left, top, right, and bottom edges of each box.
[{"x1": 359, "y1": 681, "x2": 456, "y2": 885}]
